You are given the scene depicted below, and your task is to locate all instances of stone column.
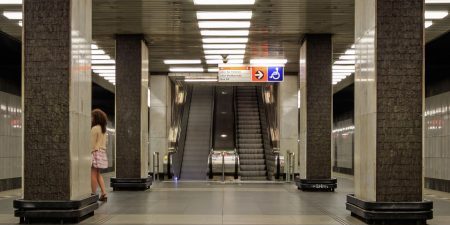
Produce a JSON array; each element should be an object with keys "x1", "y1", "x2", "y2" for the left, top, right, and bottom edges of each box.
[
  {"x1": 111, "y1": 35, "x2": 151, "y2": 190},
  {"x1": 13, "y1": 0, "x2": 97, "y2": 223},
  {"x1": 346, "y1": 0, "x2": 433, "y2": 224},
  {"x1": 296, "y1": 34, "x2": 337, "y2": 191}
]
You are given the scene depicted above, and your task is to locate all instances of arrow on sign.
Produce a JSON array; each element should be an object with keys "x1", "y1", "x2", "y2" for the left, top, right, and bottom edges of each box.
[{"x1": 256, "y1": 70, "x2": 264, "y2": 79}]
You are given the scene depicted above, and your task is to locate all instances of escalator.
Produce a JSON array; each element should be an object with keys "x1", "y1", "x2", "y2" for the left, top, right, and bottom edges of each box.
[{"x1": 179, "y1": 86, "x2": 214, "y2": 180}]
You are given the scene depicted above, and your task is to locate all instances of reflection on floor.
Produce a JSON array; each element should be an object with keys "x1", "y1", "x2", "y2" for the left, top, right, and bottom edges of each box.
[{"x1": 1, "y1": 175, "x2": 450, "y2": 225}]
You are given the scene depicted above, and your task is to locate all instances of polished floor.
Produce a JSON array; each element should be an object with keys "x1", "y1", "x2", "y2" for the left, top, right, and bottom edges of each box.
[{"x1": 1, "y1": 174, "x2": 450, "y2": 225}]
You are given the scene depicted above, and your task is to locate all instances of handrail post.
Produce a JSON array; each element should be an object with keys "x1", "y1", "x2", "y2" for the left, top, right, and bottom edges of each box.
[
  {"x1": 276, "y1": 153, "x2": 281, "y2": 180},
  {"x1": 234, "y1": 148, "x2": 239, "y2": 179},
  {"x1": 221, "y1": 151, "x2": 225, "y2": 182},
  {"x1": 153, "y1": 152, "x2": 160, "y2": 181},
  {"x1": 286, "y1": 151, "x2": 295, "y2": 182}
]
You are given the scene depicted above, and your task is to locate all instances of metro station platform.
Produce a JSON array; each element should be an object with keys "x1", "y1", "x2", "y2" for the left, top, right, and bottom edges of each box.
[{"x1": 1, "y1": 175, "x2": 450, "y2": 225}]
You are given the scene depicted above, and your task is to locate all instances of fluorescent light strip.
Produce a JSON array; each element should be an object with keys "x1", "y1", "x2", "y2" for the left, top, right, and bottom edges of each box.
[
  {"x1": 92, "y1": 65, "x2": 115, "y2": 70},
  {"x1": 202, "y1": 38, "x2": 248, "y2": 43},
  {"x1": 0, "y1": 0, "x2": 22, "y2": 4},
  {"x1": 425, "y1": 21, "x2": 433, "y2": 28},
  {"x1": 201, "y1": 30, "x2": 249, "y2": 36},
  {"x1": 91, "y1": 49, "x2": 106, "y2": 55},
  {"x1": 2, "y1": 11, "x2": 22, "y2": 19},
  {"x1": 204, "y1": 49, "x2": 245, "y2": 54},
  {"x1": 206, "y1": 59, "x2": 244, "y2": 64},
  {"x1": 339, "y1": 55, "x2": 356, "y2": 60},
  {"x1": 92, "y1": 60, "x2": 115, "y2": 65},
  {"x1": 185, "y1": 79, "x2": 218, "y2": 82},
  {"x1": 93, "y1": 70, "x2": 115, "y2": 74},
  {"x1": 169, "y1": 67, "x2": 204, "y2": 72},
  {"x1": 345, "y1": 49, "x2": 355, "y2": 55},
  {"x1": 92, "y1": 55, "x2": 111, "y2": 60},
  {"x1": 334, "y1": 60, "x2": 355, "y2": 65},
  {"x1": 333, "y1": 69, "x2": 355, "y2": 73},
  {"x1": 425, "y1": 10, "x2": 448, "y2": 19},
  {"x1": 197, "y1": 11, "x2": 252, "y2": 20},
  {"x1": 333, "y1": 65, "x2": 355, "y2": 70},
  {"x1": 99, "y1": 74, "x2": 115, "y2": 77},
  {"x1": 426, "y1": 0, "x2": 450, "y2": 3},
  {"x1": 194, "y1": 0, "x2": 255, "y2": 5},
  {"x1": 205, "y1": 55, "x2": 244, "y2": 59},
  {"x1": 91, "y1": 44, "x2": 98, "y2": 50},
  {"x1": 164, "y1": 60, "x2": 201, "y2": 64},
  {"x1": 198, "y1": 21, "x2": 251, "y2": 29},
  {"x1": 208, "y1": 68, "x2": 219, "y2": 72},
  {"x1": 203, "y1": 44, "x2": 246, "y2": 49},
  {"x1": 250, "y1": 59, "x2": 288, "y2": 65}
]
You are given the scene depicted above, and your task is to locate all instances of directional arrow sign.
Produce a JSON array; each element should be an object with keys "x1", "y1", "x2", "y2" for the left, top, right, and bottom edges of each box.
[
  {"x1": 255, "y1": 70, "x2": 264, "y2": 79},
  {"x1": 252, "y1": 67, "x2": 268, "y2": 82}
]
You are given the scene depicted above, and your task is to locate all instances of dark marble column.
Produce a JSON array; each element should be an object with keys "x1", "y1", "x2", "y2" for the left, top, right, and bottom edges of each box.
[
  {"x1": 14, "y1": 0, "x2": 98, "y2": 223},
  {"x1": 296, "y1": 34, "x2": 336, "y2": 191},
  {"x1": 347, "y1": 0, "x2": 432, "y2": 224},
  {"x1": 111, "y1": 34, "x2": 151, "y2": 190}
]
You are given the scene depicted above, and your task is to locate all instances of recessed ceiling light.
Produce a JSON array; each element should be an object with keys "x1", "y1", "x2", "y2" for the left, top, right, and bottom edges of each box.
[
  {"x1": 0, "y1": 0, "x2": 22, "y2": 4},
  {"x1": 201, "y1": 30, "x2": 249, "y2": 36},
  {"x1": 197, "y1": 11, "x2": 252, "y2": 20},
  {"x1": 205, "y1": 55, "x2": 245, "y2": 59},
  {"x1": 198, "y1": 21, "x2": 251, "y2": 29},
  {"x1": 92, "y1": 60, "x2": 116, "y2": 65},
  {"x1": 92, "y1": 55, "x2": 111, "y2": 60},
  {"x1": 93, "y1": 69, "x2": 115, "y2": 74},
  {"x1": 91, "y1": 49, "x2": 105, "y2": 55},
  {"x1": 425, "y1": 21, "x2": 433, "y2": 28},
  {"x1": 2, "y1": 11, "x2": 22, "y2": 20},
  {"x1": 204, "y1": 49, "x2": 246, "y2": 54},
  {"x1": 206, "y1": 59, "x2": 244, "y2": 64},
  {"x1": 203, "y1": 44, "x2": 246, "y2": 49},
  {"x1": 426, "y1": 0, "x2": 450, "y2": 3},
  {"x1": 164, "y1": 60, "x2": 201, "y2": 64},
  {"x1": 250, "y1": 59, "x2": 288, "y2": 65},
  {"x1": 425, "y1": 10, "x2": 448, "y2": 19},
  {"x1": 169, "y1": 67, "x2": 205, "y2": 72},
  {"x1": 202, "y1": 38, "x2": 248, "y2": 43},
  {"x1": 194, "y1": 0, "x2": 255, "y2": 5},
  {"x1": 92, "y1": 65, "x2": 115, "y2": 70}
]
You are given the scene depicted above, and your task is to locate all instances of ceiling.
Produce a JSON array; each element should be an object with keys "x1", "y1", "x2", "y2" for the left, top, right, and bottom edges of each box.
[{"x1": 0, "y1": 0, "x2": 449, "y2": 74}]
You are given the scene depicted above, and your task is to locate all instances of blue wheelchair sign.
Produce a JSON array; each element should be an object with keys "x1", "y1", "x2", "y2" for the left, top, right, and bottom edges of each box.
[{"x1": 268, "y1": 67, "x2": 284, "y2": 82}]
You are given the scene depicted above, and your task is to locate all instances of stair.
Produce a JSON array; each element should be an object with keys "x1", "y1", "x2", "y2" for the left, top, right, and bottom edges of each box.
[{"x1": 236, "y1": 86, "x2": 267, "y2": 181}]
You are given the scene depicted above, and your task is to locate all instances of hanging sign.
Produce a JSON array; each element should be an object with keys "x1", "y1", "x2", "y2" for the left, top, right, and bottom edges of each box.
[{"x1": 218, "y1": 65, "x2": 284, "y2": 83}]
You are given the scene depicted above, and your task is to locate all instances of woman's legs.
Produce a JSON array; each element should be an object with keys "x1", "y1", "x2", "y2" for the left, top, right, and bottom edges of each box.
[
  {"x1": 91, "y1": 167, "x2": 98, "y2": 194},
  {"x1": 97, "y1": 170, "x2": 107, "y2": 196}
]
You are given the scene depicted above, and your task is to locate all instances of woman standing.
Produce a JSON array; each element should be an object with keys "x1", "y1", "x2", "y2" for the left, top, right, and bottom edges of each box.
[{"x1": 91, "y1": 109, "x2": 109, "y2": 202}]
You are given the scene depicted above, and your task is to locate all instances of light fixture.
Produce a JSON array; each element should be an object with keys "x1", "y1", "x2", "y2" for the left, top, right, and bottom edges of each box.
[
  {"x1": 333, "y1": 65, "x2": 355, "y2": 70},
  {"x1": 206, "y1": 59, "x2": 244, "y2": 64},
  {"x1": 194, "y1": 0, "x2": 255, "y2": 5},
  {"x1": 91, "y1": 44, "x2": 99, "y2": 50},
  {"x1": 169, "y1": 67, "x2": 205, "y2": 72},
  {"x1": 99, "y1": 74, "x2": 115, "y2": 77},
  {"x1": 333, "y1": 72, "x2": 352, "y2": 76},
  {"x1": 201, "y1": 30, "x2": 249, "y2": 36},
  {"x1": 0, "y1": 0, "x2": 22, "y2": 4},
  {"x1": 17, "y1": 20, "x2": 22, "y2": 27},
  {"x1": 92, "y1": 55, "x2": 111, "y2": 60},
  {"x1": 334, "y1": 60, "x2": 355, "y2": 65},
  {"x1": 345, "y1": 49, "x2": 356, "y2": 55},
  {"x1": 2, "y1": 11, "x2": 22, "y2": 20},
  {"x1": 250, "y1": 59, "x2": 288, "y2": 65},
  {"x1": 220, "y1": 134, "x2": 228, "y2": 138},
  {"x1": 197, "y1": 11, "x2": 252, "y2": 20},
  {"x1": 93, "y1": 69, "x2": 115, "y2": 74},
  {"x1": 164, "y1": 60, "x2": 201, "y2": 64},
  {"x1": 92, "y1": 60, "x2": 115, "y2": 65},
  {"x1": 205, "y1": 55, "x2": 244, "y2": 59},
  {"x1": 202, "y1": 38, "x2": 248, "y2": 43},
  {"x1": 204, "y1": 49, "x2": 246, "y2": 54},
  {"x1": 333, "y1": 69, "x2": 355, "y2": 73},
  {"x1": 339, "y1": 55, "x2": 356, "y2": 60},
  {"x1": 91, "y1": 49, "x2": 105, "y2": 55},
  {"x1": 426, "y1": 0, "x2": 450, "y2": 3},
  {"x1": 425, "y1": 21, "x2": 433, "y2": 28},
  {"x1": 198, "y1": 21, "x2": 251, "y2": 29},
  {"x1": 92, "y1": 65, "x2": 115, "y2": 70},
  {"x1": 208, "y1": 68, "x2": 219, "y2": 72},
  {"x1": 425, "y1": 10, "x2": 448, "y2": 19},
  {"x1": 184, "y1": 78, "x2": 218, "y2": 82},
  {"x1": 203, "y1": 44, "x2": 246, "y2": 49}
]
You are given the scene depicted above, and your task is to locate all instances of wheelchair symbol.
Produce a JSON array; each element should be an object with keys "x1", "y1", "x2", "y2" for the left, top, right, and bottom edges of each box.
[{"x1": 270, "y1": 67, "x2": 281, "y2": 80}]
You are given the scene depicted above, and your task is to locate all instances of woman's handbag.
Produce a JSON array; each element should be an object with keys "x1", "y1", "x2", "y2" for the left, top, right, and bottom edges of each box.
[{"x1": 92, "y1": 150, "x2": 108, "y2": 169}]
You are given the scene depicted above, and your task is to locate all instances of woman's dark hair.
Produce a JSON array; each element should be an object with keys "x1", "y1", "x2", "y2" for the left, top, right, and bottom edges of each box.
[{"x1": 92, "y1": 109, "x2": 108, "y2": 134}]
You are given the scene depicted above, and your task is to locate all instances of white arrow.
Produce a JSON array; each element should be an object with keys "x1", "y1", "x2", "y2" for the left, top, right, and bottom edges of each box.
[{"x1": 256, "y1": 70, "x2": 264, "y2": 79}]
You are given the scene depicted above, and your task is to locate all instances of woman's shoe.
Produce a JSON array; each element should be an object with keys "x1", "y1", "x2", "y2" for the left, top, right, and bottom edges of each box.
[{"x1": 99, "y1": 194, "x2": 108, "y2": 202}]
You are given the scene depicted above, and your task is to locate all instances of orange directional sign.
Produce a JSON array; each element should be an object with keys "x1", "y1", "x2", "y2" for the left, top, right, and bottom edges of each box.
[{"x1": 251, "y1": 66, "x2": 268, "y2": 82}]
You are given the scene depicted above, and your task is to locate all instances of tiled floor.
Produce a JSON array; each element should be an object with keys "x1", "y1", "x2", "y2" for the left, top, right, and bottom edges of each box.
[{"x1": 1, "y1": 175, "x2": 450, "y2": 225}]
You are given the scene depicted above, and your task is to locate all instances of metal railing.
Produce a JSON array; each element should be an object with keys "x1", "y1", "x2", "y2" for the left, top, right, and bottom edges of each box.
[
  {"x1": 286, "y1": 151, "x2": 295, "y2": 182},
  {"x1": 207, "y1": 149, "x2": 240, "y2": 182},
  {"x1": 273, "y1": 147, "x2": 281, "y2": 179}
]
